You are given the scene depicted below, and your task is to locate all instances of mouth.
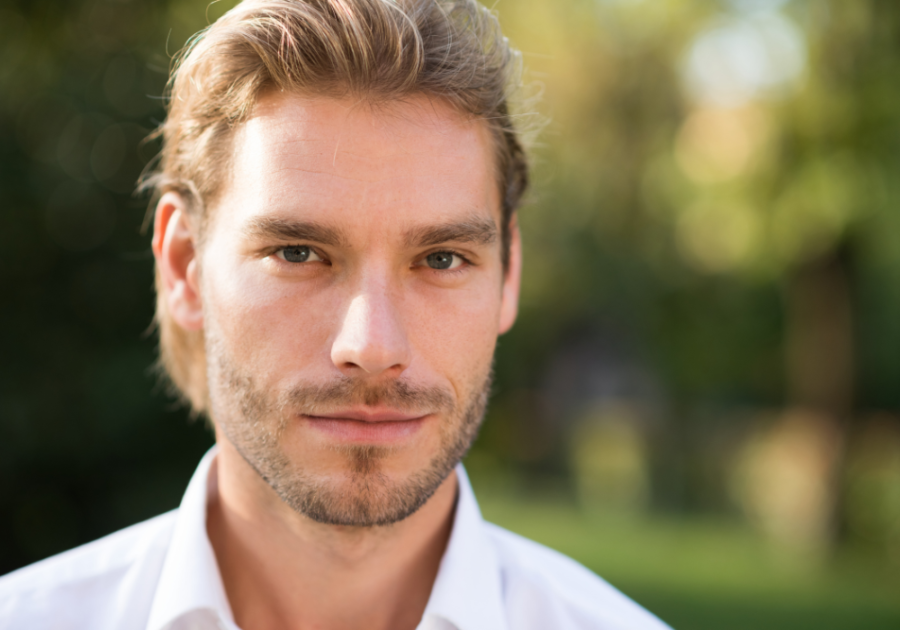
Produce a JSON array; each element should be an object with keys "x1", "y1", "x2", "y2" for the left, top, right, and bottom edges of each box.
[{"x1": 302, "y1": 407, "x2": 430, "y2": 443}]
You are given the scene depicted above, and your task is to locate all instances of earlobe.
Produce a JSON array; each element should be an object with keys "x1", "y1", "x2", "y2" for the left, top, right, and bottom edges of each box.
[
  {"x1": 498, "y1": 218, "x2": 522, "y2": 335},
  {"x1": 153, "y1": 192, "x2": 204, "y2": 331}
]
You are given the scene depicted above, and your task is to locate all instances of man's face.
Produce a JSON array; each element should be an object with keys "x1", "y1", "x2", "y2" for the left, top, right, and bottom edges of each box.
[{"x1": 197, "y1": 92, "x2": 519, "y2": 526}]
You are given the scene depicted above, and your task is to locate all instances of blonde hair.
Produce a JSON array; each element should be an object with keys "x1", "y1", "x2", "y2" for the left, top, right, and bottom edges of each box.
[{"x1": 143, "y1": 0, "x2": 530, "y2": 414}]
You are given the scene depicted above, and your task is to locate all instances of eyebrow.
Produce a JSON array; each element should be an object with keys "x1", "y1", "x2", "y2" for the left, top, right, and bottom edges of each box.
[
  {"x1": 242, "y1": 215, "x2": 498, "y2": 249},
  {"x1": 243, "y1": 217, "x2": 348, "y2": 246},
  {"x1": 403, "y1": 217, "x2": 498, "y2": 249}
]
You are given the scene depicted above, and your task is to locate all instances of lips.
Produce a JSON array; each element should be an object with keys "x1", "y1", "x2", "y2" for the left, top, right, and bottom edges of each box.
[
  {"x1": 302, "y1": 408, "x2": 429, "y2": 443},
  {"x1": 310, "y1": 408, "x2": 426, "y2": 423}
]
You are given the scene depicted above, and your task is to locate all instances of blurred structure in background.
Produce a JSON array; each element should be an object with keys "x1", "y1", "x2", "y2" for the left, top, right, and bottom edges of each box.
[
  {"x1": 2, "y1": 0, "x2": 899, "y2": 627},
  {"x1": 730, "y1": 409, "x2": 841, "y2": 555},
  {"x1": 540, "y1": 325, "x2": 662, "y2": 514}
]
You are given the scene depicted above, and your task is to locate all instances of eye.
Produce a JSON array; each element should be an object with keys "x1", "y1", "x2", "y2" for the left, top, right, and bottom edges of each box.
[
  {"x1": 276, "y1": 245, "x2": 324, "y2": 263},
  {"x1": 423, "y1": 251, "x2": 464, "y2": 270}
]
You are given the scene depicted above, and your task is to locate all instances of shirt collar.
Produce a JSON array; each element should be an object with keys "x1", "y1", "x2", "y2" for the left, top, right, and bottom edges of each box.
[
  {"x1": 146, "y1": 446, "x2": 236, "y2": 630},
  {"x1": 419, "y1": 464, "x2": 509, "y2": 630},
  {"x1": 145, "y1": 449, "x2": 507, "y2": 630}
]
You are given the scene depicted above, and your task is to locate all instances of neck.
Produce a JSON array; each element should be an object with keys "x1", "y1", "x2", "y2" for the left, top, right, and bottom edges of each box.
[{"x1": 206, "y1": 438, "x2": 457, "y2": 630}]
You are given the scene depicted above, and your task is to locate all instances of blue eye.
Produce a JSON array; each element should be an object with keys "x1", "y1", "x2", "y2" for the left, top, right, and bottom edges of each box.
[
  {"x1": 277, "y1": 246, "x2": 323, "y2": 263},
  {"x1": 425, "y1": 251, "x2": 460, "y2": 270}
]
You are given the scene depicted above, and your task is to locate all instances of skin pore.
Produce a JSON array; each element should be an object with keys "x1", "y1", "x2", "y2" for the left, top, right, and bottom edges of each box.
[{"x1": 153, "y1": 92, "x2": 521, "y2": 630}]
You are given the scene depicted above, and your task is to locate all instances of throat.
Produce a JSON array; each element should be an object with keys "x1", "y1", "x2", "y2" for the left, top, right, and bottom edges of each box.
[{"x1": 206, "y1": 445, "x2": 458, "y2": 630}]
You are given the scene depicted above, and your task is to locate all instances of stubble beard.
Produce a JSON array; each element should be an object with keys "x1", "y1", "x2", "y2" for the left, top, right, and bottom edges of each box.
[{"x1": 205, "y1": 336, "x2": 492, "y2": 528}]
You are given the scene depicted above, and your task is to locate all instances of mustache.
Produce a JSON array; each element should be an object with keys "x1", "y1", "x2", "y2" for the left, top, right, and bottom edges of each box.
[{"x1": 283, "y1": 376, "x2": 456, "y2": 416}]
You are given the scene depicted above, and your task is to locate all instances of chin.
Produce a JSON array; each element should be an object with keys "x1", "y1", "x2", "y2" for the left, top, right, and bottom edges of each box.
[{"x1": 266, "y1": 447, "x2": 455, "y2": 527}]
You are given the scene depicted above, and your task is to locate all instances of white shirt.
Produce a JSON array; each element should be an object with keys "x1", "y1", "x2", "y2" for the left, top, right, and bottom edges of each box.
[{"x1": 0, "y1": 448, "x2": 671, "y2": 630}]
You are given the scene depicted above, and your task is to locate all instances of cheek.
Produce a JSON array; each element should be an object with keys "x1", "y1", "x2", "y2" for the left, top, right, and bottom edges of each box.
[
  {"x1": 201, "y1": 255, "x2": 336, "y2": 376},
  {"x1": 408, "y1": 282, "x2": 502, "y2": 377}
]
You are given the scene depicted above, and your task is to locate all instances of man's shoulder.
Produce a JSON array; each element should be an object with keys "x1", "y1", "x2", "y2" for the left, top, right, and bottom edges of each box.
[
  {"x1": 0, "y1": 510, "x2": 177, "y2": 630},
  {"x1": 483, "y1": 522, "x2": 672, "y2": 630}
]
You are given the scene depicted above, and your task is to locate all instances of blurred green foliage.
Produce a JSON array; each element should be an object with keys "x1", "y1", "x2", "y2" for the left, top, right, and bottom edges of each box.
[
  {"x1": 2, "y1": 0, "x2": 900, "y2": 626},
  {"x1": 476, "y1": 484, "x2": 900, "y2": 630}
]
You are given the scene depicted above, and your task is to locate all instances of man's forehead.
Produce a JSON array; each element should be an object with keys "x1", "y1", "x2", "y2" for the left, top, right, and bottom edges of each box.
[
  {"x1": 238, "y1": 91, "x2": 492, "y2": 169},
  {"x1": 216, "y1": 91, "x2": 503, "y2": 236}
]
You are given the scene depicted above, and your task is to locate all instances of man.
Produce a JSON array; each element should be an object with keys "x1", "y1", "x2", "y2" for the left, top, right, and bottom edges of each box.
[{"x1": 0, "y1": 1, "x2": 671, "y2": 629}]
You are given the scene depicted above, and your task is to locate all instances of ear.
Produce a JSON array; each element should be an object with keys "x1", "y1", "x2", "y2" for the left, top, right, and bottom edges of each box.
[
  {"x1": 152, "y1": 192, "x2": 204, "y2": 331},
  {"x1": 498, "y1": 216, "x2": 522, "y2": 335}
]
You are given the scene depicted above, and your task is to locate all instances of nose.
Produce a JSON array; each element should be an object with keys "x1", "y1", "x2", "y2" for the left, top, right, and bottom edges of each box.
[{"x1": 330, "y1": 284, "x2": 411, "y2": 377}]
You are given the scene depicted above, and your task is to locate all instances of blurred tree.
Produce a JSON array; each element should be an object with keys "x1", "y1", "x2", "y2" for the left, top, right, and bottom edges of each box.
[
  {"x1": 0, "y1": 0, "x2": 237, "y2": 575},
  {"x1": 489, "y1": 0, "x2": 900, "y2": 550}
]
